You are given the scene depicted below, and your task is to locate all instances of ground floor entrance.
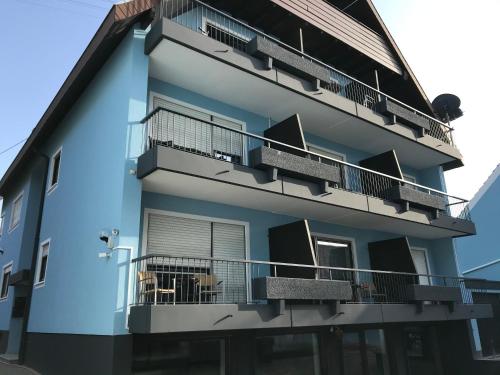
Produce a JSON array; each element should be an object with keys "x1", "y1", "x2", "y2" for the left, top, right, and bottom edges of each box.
[
  {"x1": 131, "y1": 322, "x2": 472, "y2": 375},
  {"x1": 19, "y1": 321, "x2": 480, "y2": 375}
]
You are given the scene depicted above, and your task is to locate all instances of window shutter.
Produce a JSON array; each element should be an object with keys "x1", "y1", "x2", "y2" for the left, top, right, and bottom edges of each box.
[
  {"x1": 212, "y1": 222, "x2": 247, "y2": 303},
  {"x1": 145, "y1": 214, "x2": 247, "y2": 303},
  {"x1": 146, "y1": 214, "x2": 212, "y2": 259},
  {"x1": 151, "y1": 97, "x2": 212, "y2": 153},
  {"x1": 151, "y1": 96, "x2": 244, "y2": 162},
  {"x1": 212, "y1": 116, "x2": 243, "y2": 160}
]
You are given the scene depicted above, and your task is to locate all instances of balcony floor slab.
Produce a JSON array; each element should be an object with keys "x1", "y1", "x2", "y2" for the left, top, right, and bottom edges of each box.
[
  {"x1": 147, "y1": 17, "x2": 463, "y2": 170},
  {"x1": 128, "y1": 303, "x2": 493, "y2": 334},
  {"x1": 138, "y1": 146, "x2": 475, "y2": 238}
]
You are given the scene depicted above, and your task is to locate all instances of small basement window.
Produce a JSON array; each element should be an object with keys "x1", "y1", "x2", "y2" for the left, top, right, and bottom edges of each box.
[
  {"x1": 48, "y1": 148, "x2": 62, "y2": 192},
  {"x1": 1, "y1": 263, "x2": 12, "y2": 300},
  {"x1": 35, "y1": 240, "x2": 50, "y2": 286}
]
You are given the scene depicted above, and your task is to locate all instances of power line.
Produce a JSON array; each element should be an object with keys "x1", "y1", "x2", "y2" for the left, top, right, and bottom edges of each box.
[
  {"x1": 51, "y1": 0, "x2": 109, "y2": 10},
  {"x1": 16, "y1": 0, "x2": 103, "y2": 19},
  {"x1": 0, "y1": 138, "x2": 28, "y2": 156}
]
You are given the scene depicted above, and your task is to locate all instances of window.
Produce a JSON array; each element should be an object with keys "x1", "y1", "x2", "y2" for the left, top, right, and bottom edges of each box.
[
  {"x1": 35, "y1": 240, "x2": 50, "y2": 286},
  {"x1": 1, "y1": 262, "x2": 13, "y2": 300},
  {"x1": 0, "y1": 214, "x2": 4, "y2": 236},
  {"x1": 313, "y1": 235, "x2": 354, "y2": 281},
  {"x1": 9, "y1": 193, "x2": 23, "y2": 231},
  {"x1": 410, "y1": 248, "x2": 431, "y2": 285},
  {"x1": 308, "y1": 144, "x2": 348, "y2": 189},
  {"x1": 342, "y1": 330, "x2": 390, "y2": 375},
  {"x1": 48, "y1": 148, "x2": 62, "y2": 192},
  {"x1": 255, "y1": 333, "x2": 321, "y2": 375},
  {"x1": 206, "y1": 22, "x2": 248, "y2": 52},
  {"x1": 150, "y1": 95, "x2": 245, "y2": 165},
  {"x1": 132, "y1": 337, "x2": 225, "y2": 374},
  {"x1": 144, "y1": 210, "x2": 248, "y2": 303},
  {"x1": 308, "y1": 144, "x2": 346, "y2": 164}
]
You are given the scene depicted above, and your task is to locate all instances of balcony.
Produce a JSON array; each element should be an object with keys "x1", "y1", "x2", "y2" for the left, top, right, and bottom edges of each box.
[
  {"x1": 145, "y1": 0, "x2": 463, "y2": 170},
  {"x1": 128, "y1": 255, "x2": 493, "y2": 333},
  {"x1": 137, "y1": 108, "x2": 475, "y2": 238}
]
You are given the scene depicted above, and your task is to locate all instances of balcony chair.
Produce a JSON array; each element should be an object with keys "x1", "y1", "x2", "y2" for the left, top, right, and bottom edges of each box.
[
  {"x1": 137, "y1": 271, "x2": 176, "y2": 305},
  {"x1": 357, "y1": 281, "x2": 387, "y2": 303},
  {"x1": 194, "y1": 274, "x2": 223, "y2": 303}
]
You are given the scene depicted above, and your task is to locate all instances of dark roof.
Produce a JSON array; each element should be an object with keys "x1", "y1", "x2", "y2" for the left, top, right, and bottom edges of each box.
[{"x1": 0, "y1": 0, "x2": 158, "y2": 196}]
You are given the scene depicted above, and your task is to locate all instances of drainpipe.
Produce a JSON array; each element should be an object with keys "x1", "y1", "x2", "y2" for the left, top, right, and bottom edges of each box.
[{"x1": 18, "y1": 150, "x2": 49, "y2": 365}]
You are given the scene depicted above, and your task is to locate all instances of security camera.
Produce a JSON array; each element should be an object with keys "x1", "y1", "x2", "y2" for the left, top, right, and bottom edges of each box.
[{"x1": 99, "y1": 230, "x2": 110, "y2": 244}]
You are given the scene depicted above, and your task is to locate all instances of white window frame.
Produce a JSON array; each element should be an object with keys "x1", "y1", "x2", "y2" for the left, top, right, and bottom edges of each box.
[
  {"x1": 307, "y1": 143, "x2": 349, "y2": 189},
  {"x1": 0, "y1": 261, "x2": 13, "y2": 301},
  {"x1": 8, "y1": 192, "x2": 24, "y2": 233},
  {"x1": 307, "y1": 143, "x2": 347, "y2": 163},
  {"x1": 201, "y1": 16, "x2": 252, "y2": 43},
  {"x1": 0, "y1": 213, "x2": 4, "y2": 237},
  {"x1": 148, "y1": 92, "x2": 248, "y2": 165},
  {"x1": 141, "y1": 208, "x2": 251, "y2": 301},
  {"x1": 34, "y1": 239, "x2": 51, "y2": 288},
  {"x1": 410, "y1": 246, "x2": 432, "y2": 285},
  {"x1": 47, "y1": 147, "x2": 63, "y2": 194},
  {"x1": 310, "y1": 232, "x2": 359, "y2": 270}
]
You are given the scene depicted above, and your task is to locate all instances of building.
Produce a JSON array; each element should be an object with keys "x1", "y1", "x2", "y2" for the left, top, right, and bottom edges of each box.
[
  {"x1": 0, "y1": 0, "x2": 493, "y2": 374},
  {"x1": 455, "y1": 164, "x2": 500, "y2": 360}
]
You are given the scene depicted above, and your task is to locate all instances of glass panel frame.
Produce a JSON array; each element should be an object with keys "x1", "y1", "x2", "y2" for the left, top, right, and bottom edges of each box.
[{"x1": 254, "y1": 333, "x2": 322, "y2": 375}]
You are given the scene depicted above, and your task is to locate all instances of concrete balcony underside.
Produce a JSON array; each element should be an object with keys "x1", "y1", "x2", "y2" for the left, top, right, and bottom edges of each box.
[
  {"x1": 138, "y1": 146, "x2": 475, "y2": 239},
  {"x1": 146, "y1": 17, "x2": 463, "y2": 171},
  {"x1": 128, "y1": 303, "x2": 492, "y2": 334}
]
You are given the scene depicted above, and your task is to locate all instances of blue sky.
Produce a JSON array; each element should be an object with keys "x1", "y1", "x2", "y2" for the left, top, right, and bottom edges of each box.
[{"x1": 1, "y1": 0, "x2": 499, "y2": 207}]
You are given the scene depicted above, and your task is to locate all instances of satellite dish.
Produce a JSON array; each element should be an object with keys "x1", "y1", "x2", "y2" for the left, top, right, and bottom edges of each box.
[{"x1": 432, "y1": 94, "x2": 463, "y2": 122}]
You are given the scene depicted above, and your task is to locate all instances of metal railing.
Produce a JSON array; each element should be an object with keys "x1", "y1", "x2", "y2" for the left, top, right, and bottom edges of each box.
[
  {"x1": 141, "y1": 107, "x2": 471, "y2": 221},
  {"x1": 158, "y1": 0, "x2": 455, "y2": 146},
  {"x1": 132, "y1": 254, "x2": 484, "y2": 306}
]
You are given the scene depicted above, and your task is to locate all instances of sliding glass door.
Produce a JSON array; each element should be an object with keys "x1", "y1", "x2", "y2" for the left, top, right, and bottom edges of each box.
[
  {"x1": 314, "y1": 236, "x2": 354, "y2": 281},
  {"x1": 254, "y1": 333, "x2": 321, "y2": 375},
  {"x1": 342, "y1": 330, "x2": 390, "y2": 375}
]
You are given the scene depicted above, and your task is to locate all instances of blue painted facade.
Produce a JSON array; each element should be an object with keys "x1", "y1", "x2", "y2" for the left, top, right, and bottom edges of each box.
[
  {"x1": 0, "y1": 169, "x2": 36, "y2": 330},
  {"x1": 0, "y1": 14, "x2": 460, "y2": 345},
  {"x1": 455, "y1": 167, "x2": 500, "y2": 276},
  {"x1": 454, "y1": 166, "x2": 500, "y2": 355},
  {"x1": 141, "y1": 193, "x2": 456, "y2": 279},
  {"x1": 0, "y1": 26, "x2": 149, "y2": 338}
]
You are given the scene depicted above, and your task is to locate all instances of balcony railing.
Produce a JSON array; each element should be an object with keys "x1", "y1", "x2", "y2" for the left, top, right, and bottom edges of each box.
[
  {"x1": 132, "y1": 254, "x2": 484, "y2": 306},
  {"x1": 159, "y1": 0, "x2": 454, "y2": 146},
  {"x1": 141, "y1": 107, "x2": 471, "y2": 221}
]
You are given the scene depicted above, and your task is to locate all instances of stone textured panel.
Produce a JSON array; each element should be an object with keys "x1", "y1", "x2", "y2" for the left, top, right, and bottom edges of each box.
[
  {"x1": 406, "y1": 284, "x2": 462, "y2": 302},
  {"x1": 385, "y1": 185, "x2": 446, "y2": 211},
  {"x1": 376, "y1": 97, "x2": 431, "y2": 131},
  {"x1": 247, "y1": 36, "x2": 331, "y2": 83},
  {"x1": 250, "y1": 146, "x2": 341, "y2": 183},
  {"x1": 253, "y1": 276, "x2": 353, "y2": 301}
]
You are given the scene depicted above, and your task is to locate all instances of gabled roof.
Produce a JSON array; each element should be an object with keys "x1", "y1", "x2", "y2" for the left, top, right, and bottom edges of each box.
[
  {"x1": 0, "y1": 0, "x2": 158, "y2": 196},
  {"x1": 269, "y1": 0, "x2": 402, "y2": 74},
  {"x1": 468, "y1": 164, "x2": 500, "y2": 211},
  {"x1": 364, "y1": 0, "x2": 434, "y2": 115},
  {"x1": 268, "y1": 0, "x2": 436, "y2": 115}
]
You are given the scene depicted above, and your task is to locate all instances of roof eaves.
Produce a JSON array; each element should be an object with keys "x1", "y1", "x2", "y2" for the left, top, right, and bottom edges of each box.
[{"x1": 364, "y1": 0, "x2": 435, "y2": 115}]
